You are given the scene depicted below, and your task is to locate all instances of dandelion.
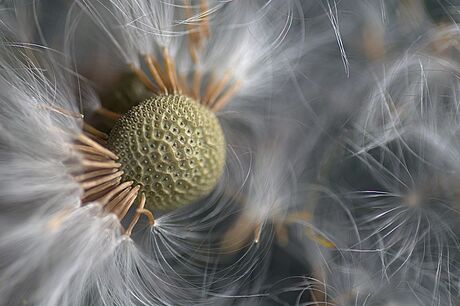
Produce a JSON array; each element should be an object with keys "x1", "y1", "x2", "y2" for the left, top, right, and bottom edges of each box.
[
  {"x1": 0, "y1": 0, "x2": 307, "y2": 305},
  {"x1": 6, "y1": 0, "x2": 460, "y2": 305}
]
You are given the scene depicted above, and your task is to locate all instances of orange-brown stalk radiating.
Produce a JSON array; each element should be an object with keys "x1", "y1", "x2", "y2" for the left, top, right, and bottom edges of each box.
[
  {"x1": 137, "y1": 208, "x2": 155, "y2": 225},
  {"x1": 77, "y1": 135, "x2": 117, "y2": 158},
  {"x1": 38, "y1": 104, "x2": 84, "y2": 119},
  {"x1": 83, "y1": 123, "x2": 109, "y2": 140},
  {"x1": 96, "y1": 106, "x2": 122, "y2": 121},
  {"x1": 125, "y1": 193, "x2": 146, "y2": 236},
  {"x1": 128, "y1": 64, "x2": 157, "y2": 93},
  {"x1": 72, "y1": 126, "x2": 150, "y2": 236},
  {"x1": 74, "y1": 168, "x2": 117, "y2": 182},
  {"x1": 145, "y1": 54, "x2": 168, "y2": 94},
  {"x1": 210, "y1": 80, "x2": 241, "y2": 112},
  {"x1": 98, "y1": 181, "x2": 134, "y2": 206},
  {"x1": 162, "y1": 48, "x2": 179, "y2": 93},
  {"x1": 204, "y1": 72, "x2": 231, "y2": 106}
]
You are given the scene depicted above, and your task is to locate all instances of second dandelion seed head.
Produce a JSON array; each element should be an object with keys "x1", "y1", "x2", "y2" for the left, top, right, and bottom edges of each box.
[{"x1": 107, "y1": 94, "x2": 226, "y2": 211}]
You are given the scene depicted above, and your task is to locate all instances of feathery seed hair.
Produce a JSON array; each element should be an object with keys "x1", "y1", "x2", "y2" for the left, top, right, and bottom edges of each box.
[{"x1": 2, "y1": 0, "x2": 460, "y2": 305}]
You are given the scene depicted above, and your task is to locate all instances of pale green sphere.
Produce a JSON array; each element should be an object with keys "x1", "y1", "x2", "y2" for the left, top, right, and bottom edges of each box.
[{"x1": 108, "y1": 95, "x2": 226, "y2": 211}]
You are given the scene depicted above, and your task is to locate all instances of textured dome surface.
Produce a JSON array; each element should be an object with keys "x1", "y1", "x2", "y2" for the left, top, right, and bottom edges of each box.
[{"x1": 108, "y1": 95, "x2": 226, "y2": 210}]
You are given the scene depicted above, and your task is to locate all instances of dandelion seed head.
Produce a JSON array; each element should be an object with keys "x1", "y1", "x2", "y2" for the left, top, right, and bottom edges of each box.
[
  {"x1": 108, "y1": 94, "x2": 225, "y2": 210},
  {"x1": 0, "y1": 0, "x2": 313, "y2": 304}
]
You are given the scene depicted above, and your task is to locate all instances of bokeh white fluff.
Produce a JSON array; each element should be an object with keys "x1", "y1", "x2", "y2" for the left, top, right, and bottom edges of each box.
[
  {"x1": 290, "y1": 1, "x2": 460, "y2": 305},
  {"x1": 0, "y1": 0, "x2": 310, "y2": 305}
]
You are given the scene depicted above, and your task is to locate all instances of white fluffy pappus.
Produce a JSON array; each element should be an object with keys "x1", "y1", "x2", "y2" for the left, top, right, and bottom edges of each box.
[
  {"x1": 0, "y1": 26, "x2": 124, "y2": 306},
  {"x1": 275, "y1": 2, "x2": 460, "y2": 304},
  {"x1": 343, "y1": 135, "x2": 459, "y2": 305},
  {"x1": 308, "y1": 21, "x2": 460, "y2": 305},
  {"x1": 307, "y1": 254, "x2": 451, "y2": 306},
  {"x1": 292, "y1": 126, "x2": 460, "y2": 305},
  {"x1": 0, "y1": 1, "x2": 313, "y2": 305},
  {"x1": 357, "y1": 51, "x2": 460, "y2": 153}
]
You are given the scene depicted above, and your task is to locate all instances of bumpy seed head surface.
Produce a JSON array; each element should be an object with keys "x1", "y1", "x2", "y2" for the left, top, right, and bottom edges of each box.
[{"x1": 108, "y1": 95, "x2": 226, "y2": 211}]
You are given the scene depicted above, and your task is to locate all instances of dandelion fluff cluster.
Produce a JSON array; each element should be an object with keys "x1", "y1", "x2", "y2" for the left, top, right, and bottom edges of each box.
[{"x1": 2, "y1": 0, "x2": 460, "y2": 305}]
